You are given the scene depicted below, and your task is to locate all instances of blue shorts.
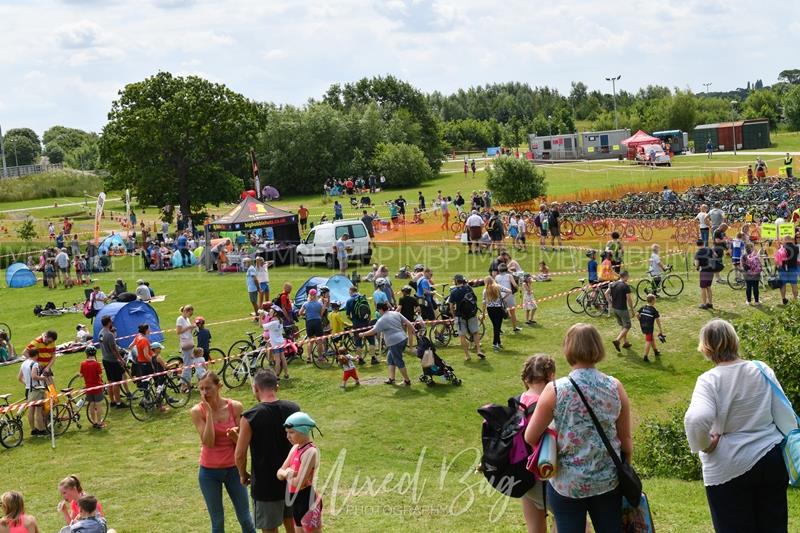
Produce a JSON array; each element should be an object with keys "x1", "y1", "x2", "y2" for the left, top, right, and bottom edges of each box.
[
  {"x1": 780, "y1": 268, "x2": 798, "y2": 286},
  {"x1": 249, "y1": 291, "x2": 258, "y2": 303},
  {"x1": 387, "y1": 339, "x2": 407, "y2": 369},
  {"x1": 259, "y1": 282, "x2": 269, "y2": 292}
]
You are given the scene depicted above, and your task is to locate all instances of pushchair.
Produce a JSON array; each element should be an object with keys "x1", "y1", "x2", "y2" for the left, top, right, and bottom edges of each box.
[{"x1": 415, "y1": 328, "x2": 462, "y2": 386}]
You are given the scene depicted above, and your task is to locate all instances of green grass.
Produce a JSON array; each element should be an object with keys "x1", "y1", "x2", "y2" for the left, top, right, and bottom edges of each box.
[
  {"x1": 0, "y1": 171, "x2": 104, "y2": 203},
  {"x1": 764, "y1": 131, "x2": 800, "y2": 152},
  {"x1": 0, "y1": 242, "x2": 798, "y2": 532}
]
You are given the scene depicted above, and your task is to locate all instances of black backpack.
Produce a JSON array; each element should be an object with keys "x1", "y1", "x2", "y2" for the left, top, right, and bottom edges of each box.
[
  {"x1": 456, "y1": 288, "x2": 478, "y2": 319},
  {"x1": 353, "y1": 295, "x2": 371, "y2": 322},
  {"x1": 477, "y1": 396, "x2": 537, "y2": 498}
]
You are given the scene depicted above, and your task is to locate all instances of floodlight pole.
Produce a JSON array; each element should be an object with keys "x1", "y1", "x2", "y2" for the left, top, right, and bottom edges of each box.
[
  {"x1": 605, "y1": 75, "x2": 621, "y2": 129},
  {"x1": 730, "y1": 101, "x2": 738, "y2": 155},
  {"x1": 0, "y1": 122, "x2": 7, "y2": 178},
  {"x1": 702, "y1": 82, "x2": 712, "y2": 95}
]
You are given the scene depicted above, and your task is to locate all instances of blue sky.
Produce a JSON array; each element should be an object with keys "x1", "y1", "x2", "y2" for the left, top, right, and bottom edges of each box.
[{"x1": 0, "y1": 0, "x2": 797, "y2": 136}]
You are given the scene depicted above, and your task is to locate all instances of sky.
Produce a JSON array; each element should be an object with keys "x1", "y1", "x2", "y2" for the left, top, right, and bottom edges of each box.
[{"x1": 1, "y1": 0, "x2": 798, "y2": 136}]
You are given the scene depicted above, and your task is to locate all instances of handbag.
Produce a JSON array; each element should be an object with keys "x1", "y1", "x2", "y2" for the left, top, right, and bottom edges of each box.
[
  {"x1": 622, "y1": 493, "x2": 656, "y2": 533},
  {"x1": 753, "y1": 361, "x2": 800, "y2": 486},
  {"x1": 569, "y1": 377, "x2": 642, "y2": 507}
]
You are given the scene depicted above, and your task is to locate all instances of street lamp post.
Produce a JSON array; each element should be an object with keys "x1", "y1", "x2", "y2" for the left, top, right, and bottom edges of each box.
[
  {"x1": 730, "y1": 101, "x2": 738, "y2": 155},
  {"x1": 702, "y1": 82, "x2": 712, "y2": 95},
  {"x1": 0, "y1": 123, "x2": 6, "y2": 178},
  {"x1": 547, "y1": 115, "x2": 552, "y2": 136},
  {"x1": 605, "y1": 75, "x2": 621, "y2": 129}
]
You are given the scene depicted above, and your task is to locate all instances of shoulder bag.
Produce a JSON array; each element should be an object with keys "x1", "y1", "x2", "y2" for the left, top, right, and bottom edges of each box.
[
  {"x1": 753, "y1": 361, "x2": 800, "y2": 486},
  {"x1": 569, "y1": 377, "x2": 642, "y2": 507}
]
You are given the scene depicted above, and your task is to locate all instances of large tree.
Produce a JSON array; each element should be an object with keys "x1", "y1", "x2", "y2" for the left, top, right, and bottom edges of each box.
[{"x1": 100, "y1": 72, "x2": 260, "y2": 218}]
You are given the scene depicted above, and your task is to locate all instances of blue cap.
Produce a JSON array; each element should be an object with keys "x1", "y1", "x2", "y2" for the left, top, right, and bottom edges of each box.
[
  {"x1": 150, "y1": 342, "x2": 163, "y2": 350},
  {"x1": 283, "y1": 412, "x2": 318, "y2": 435}
]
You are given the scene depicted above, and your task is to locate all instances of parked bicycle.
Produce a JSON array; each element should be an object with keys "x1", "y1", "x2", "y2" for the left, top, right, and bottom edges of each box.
[
  {"x1": 48, "y1": 387, "x2": 109, "y2": 436},
  {"x1": 0, "y1": 394, "x2": 24, "y2": 449},
  {"x1": 566, "y1": 280, "x2": 609, "y2": 318},
  {"x1": 129, "y1": 363, "x2": 191, "y2": 422}
]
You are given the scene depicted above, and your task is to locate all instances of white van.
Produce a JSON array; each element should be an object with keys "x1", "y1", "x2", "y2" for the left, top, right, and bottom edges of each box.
[{"x1": 295, "y1": 219, "x2": 372, "y2": 268}]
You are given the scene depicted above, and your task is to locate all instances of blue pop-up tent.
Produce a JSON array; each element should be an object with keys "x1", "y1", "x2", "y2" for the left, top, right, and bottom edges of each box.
[
  {"x1": 92, "y1": 301, "x2": 164, "y2": 344},
  {"x1": 98, "y1": 234, "x2": 126, "y2": 255},
  {"x1": 5, "y1": 262, "x2": 37, "y2": 288},
  {"x1": 293, "y1": 274, "x2": 354, "y2": 308}
]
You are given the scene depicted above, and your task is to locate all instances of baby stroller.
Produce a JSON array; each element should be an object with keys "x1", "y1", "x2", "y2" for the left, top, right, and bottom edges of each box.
[{"x1": 415, "y1": 327, "x2": 462, "y2": 386}]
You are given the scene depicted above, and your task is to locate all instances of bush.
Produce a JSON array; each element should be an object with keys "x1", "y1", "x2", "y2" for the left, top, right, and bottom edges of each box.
[
  {"x1": 635, "y1": 402, "x2": 702, "y2": 481},
  {"x1": 737, "y1": 301, "x2": 800, "y2": 407},
  {"x1": 370, "y1": 142, "x2": 433, "y2": 188},
  {"x1": 0, "y1": 170, "x2": 104, "y2": 202},
  {"x1": 486, "y1": 156, "x2": 547, "y2": 204},
  {"x1": 16, "y1": 217, "x2": 38, "y2": 242}
]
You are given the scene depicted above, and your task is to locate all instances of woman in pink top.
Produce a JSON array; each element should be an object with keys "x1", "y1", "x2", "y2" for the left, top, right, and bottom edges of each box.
[
  {"x1": 190, "y1": 372, "x2": 256, "y2": 533},
  {"x1": 0, "y1": 491, "x2": 39, "y2": 533},
  {"x1": 57, "y1": 475, "x2": 105, "y2": 527},
  {"x1": 519, "y1": 354, "x2": 556, "y2": 533}
]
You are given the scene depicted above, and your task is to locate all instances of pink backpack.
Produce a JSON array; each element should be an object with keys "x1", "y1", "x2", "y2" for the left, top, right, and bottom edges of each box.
[{"x1": 746, "y1": 253, "x2": 763, "y2": 274}]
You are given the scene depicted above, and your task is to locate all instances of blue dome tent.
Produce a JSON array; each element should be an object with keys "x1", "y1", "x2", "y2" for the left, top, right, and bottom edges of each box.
[
  {"x1": 5, "y1": 262, "x2": 37, "y2": 288},
  {"x1": 293, "y1": 274, "x2": 354, "y2": 309},
  {"x1": 171, "y1": 251, "x2": 197, "y2": 268},
  {"x1": 98, "y1": 234, "x2": 126, "y2": 255},
  {"x1": 92, "y1": 301, "x2": 164, "y2": 344}
]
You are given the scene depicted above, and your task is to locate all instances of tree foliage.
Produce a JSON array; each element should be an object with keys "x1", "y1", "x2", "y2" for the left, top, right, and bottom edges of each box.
[
  {"x1": 16, "y1": 217, "x2": 38, "y2": 242},
  {"x1": 635, "y1": 403, "x2": 702, "y2": 481},
  {"x1": 100, "y1": 72, "x2": 260, "y2": 217},
  {"x1": 486, "y1": 157, "x2": 546, "y2": 204},
  {"x1": 784, "y1": 85, "x2": 800, "y2": 131},
  {"x1": 779, "y1": 69, "x2": 800, "y2": 85},
  {"x1": 44, "y1": 143, "x2": 65, "y2": 164},
  {"x1": 743, "y1": 89, "x2": 781, "y2": 128},
  {"x1": 3, "y1": 135, "x2": 39, "y2": 166},
  {"x1": 370, "y1": 142, "x2": 433, "y2": 188},
  {"x1": 43, "y1": 126, "x2": 101, "y2": 169},
  {"x1": 5, "y1": 128, "x2": 41, "y2": 154}
]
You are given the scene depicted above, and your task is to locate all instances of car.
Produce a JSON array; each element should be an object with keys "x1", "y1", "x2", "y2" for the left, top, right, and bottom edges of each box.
[
  {"x1": 295, "y1": 219, "x2": 372, "y2": 268},
  {"x1": 636, "y1": 144, "x2": 671, "y2": 166}
]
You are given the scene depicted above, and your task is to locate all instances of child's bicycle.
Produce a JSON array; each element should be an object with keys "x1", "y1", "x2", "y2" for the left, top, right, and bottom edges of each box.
[
  {"x1": 635, "y1": 265, "x2": 684, "y2": 303},
  {"x1": 47, "y1": 387, "x2": 109, "y2": 436},
  {"x1": 0, "y1": 394, "x2": 24, "y2": 448},
  {"x1": 129, "y1": 365, "x2": 191, "y2": 422},
  {"x1": 223, "y1": 330, "x2": 304, "y2": 388}
]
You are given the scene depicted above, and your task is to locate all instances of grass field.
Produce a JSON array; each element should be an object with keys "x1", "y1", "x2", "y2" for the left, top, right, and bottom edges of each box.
[{"x1": 0, "y1": 236, "x2": 798, "y2": 532}]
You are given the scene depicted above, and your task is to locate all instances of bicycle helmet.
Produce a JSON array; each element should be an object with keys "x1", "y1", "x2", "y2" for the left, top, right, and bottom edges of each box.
[
  {"x1": 375, "y1": 278, "x2": 387, "y2": 287},
  {"x1": 283, "y1": 411, "x2": 321, "y2": 436},
  {"x1": 318, "y1": 285, "x2": 330, "y2": 293},
  {"x1": 194, "y1": 316, "x2": 205, "y2": 325},
  {"x1": 150, "y1": 342, "x2": 163, "y2": 351},
  {"x1": 85, "y1": 345, "x2": 97, "y2": 356}
]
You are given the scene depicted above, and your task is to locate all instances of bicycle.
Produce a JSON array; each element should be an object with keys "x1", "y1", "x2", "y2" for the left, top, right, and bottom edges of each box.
[
  {"x1": 0, "y1": 322, "x2": 10, "y2": 340},
  {"x1": 48, "y1": 386, "x2": 109, "y2": 436},
  {"x1": 635, "y1": 265, "x2": 684, "y2": 302},
  {"x1": 129, "y1": 363, "x2": 191, "y2": 422},
  {"x1": 0, "y1": 394, "x2": 24, "y2": 449},
  {"x1": 225, "y1": 331, "x2": 305, "y2": 386},
  {"x1": 68, "y1": 349, "x2": 137, "y2": 404}
]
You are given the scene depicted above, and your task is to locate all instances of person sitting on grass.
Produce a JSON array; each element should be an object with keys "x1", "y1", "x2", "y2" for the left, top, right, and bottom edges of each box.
[
  {"x1": 79, "y1": 346, "x2": 106, "y2": 429},
  {"x1": 69, "y1": 494, "x2": 113, "y2": 533},
  {"x1": 0, "y1": 331, "x2": 15, "y2": 363},
  {"x1": 636, "y1": 294, "x2": 664, "y2": 363},
  {"x1": 57, "y1": 475, "x2": 106, "y2": 528},
  {"x1": 1, "y1": 491, "x2": 40, "y2": 533},
  {"x1": 536, "y1": 261, "x2": 551, "y2": 282}
]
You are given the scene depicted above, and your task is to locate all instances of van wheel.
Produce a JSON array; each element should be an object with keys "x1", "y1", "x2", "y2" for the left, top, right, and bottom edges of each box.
[
  {"x1": 325, "y1": 254, "x2": 336, "y2": 269},
  {"x1": 297, "y1": 254, "x2": 307, "y2": 266},
  {"x1": 361, "y1": 256, "x2": 371, "y2": 266}
]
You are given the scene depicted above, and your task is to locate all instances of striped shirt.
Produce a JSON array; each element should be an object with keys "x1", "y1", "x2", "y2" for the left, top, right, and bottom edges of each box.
[{"x1": 26, "y1": 335, "x2": 56, "y2": 368}]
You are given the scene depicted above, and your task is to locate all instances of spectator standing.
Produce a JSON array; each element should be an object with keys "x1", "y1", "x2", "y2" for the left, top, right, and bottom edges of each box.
[
  {"x1": 18, "y1": 349, "x2": 46, "y2": 436},
  {"x1": 298, "y1": 205, "x2": 309, "y2": 232},
  {"x1": 55, "y1": 248, "x2": 70, "y2": 285},
  {"x1": 706, "y1": 139, "x2": 713, "y2": 158},
  {"x1": 255, "y1": 257, "x2": 273, "y2": 307},
  {"x1": 712, "y1": 225, "x2": 728, "y2": 284},
  {"x1": 708, "y1": 205, "x2": 725, "y2": 238},
  {"x1": 684, "y1": 319, "x2": 795, "y2": 533},
  {"x1": 23, "y1": 331, "x2": 58, "y2": 383},
  {"x1": 361, "y1": 210, "x2": 374, "y2": 239},
  {"x1": 191, "y1": 373, "x2": 256, "y2": 533},
  {"x1": 177, "y1": 232, "x2": 191, "y2": 265},
  {"x1": 345, "y1": 286, "x2": 377, "y2": 365},
  {"x1": 696, "y1": 204, "x2": 710, "y2": 246},
  {"x1": 416, "y1": 268, "x2": 436, "y2": 321},
  {"x1": 243, "y1": 258, "x2": 259, "y2": 316},
  {"x1": 448, "y1": 274, "x2": 484, "y2": 360},
  {"x1": 775, "y1": 235, "x2": 799, "y2": 304},
  {"x1": 548, "y1": 202, "x2": 562, "y2": 248},
  {"x1": 360, "y1": 302, "x2": 413, "y2": 386},
  {"x1": 333, "y1": 201, "x2": 343, "y2": 221},
  {"x1": 235, "y1": 369, "x2": 300, "y2": 533},
  {"x1": 334, "y1": 234, "x2": 350, "y2": 275},
  {"x1": 525, "y1": 323, "x2": 632, "y2": 533},
  {"x1": 535, "y1": 204, "x2": 549, "y2": 249},
  {"x1": 99, "y1": 316, "x2": 127, "y2": 409},
  {"x1": 417, "y1": 191, "x2": 425, "y2": 210},
  {"x1": 482, "y1": 276, "x2": 511, "y2": 351},
  {"x1": 177, "y1": 305, "x2": 206, "y2": 390},
  {"x1": 695, "y1": 239, "x2": 715, "y2": 309},
  {"x1": 606, "y1": 271, "x2": 633, "y2": 353},
  {"x1": 495, "y1": 263, "x2": 520, "y2": 332},
  {"x1": 466, "y1": 210, "x2": 484, "y2": 254}
]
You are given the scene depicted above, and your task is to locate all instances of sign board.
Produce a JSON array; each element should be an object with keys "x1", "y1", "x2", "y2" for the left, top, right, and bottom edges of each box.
[
  {"x1": 760, "y1": 223, "x2": 777, "y2": 240},
  {"x1": 587, "y1": 147, "x2": 595, "y2": 153},
  {"x1": 612, "y1": 144, "x2": 620, "y2": 150},
  {"x1": 779, "y1": 223, "x2": 796, "y2": 238}
]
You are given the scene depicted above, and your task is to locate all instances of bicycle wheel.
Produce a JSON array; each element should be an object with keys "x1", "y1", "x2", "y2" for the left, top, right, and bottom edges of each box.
[
  {"x1": 430, "y1": 322, "x2": 451, "y2": 347},
  {"x1": 312, "y1": 347, "x2": 334, "y2": 370},
  {"x1": 0, "y1": 419, "x2": 23, "y2": 449},
  {"x1": 85, "y1": 395, "x2": 109, "y2": 426},
  {"x1": 129, "y1": 388, "x2": 155, "y2": 422},
  {"x1": 165, "y1": 373, "x2": 192, "y2": 408},
  {"x1": 566, "y1": 288, "x2": 587, "y2": 315},
  {"x1": 67, "y1": 373, "x2": 83, "y2": 393},
  {"x1": 639, "y1": 225, "x2": 654, "y2": 241},
  {"x1": 572, "y1": 222, "x2": 585, "y2": 237},
  {"x1": 47, "y1": 404, "x2": 71, "y2": 436},
  {"x1": 636, "y1": 280, "x2": 655, "y2": 302},
  {"x1": 0, "y1": 322, "x2": 10, "y2": 340},
  {"x1": 228, "y1": 340, "x2": 256, "y2": 358},
  {"x1": 661, "y1": 274, "x2": 685, "y2": 297},
  {"x1": 450, "y1": 222, "x2": 463, "y2": 233},
  {"x1": 584, "y1": 292, "x2": 606, "y2": 318},
  {"x1": 561, "y1": 220, "x2": 574, "y2": 235},
  {"x1": 222, "y1": 357, "x2": 250, "y2": 389},
  {"x1": 726, "y1": 269, "x2": 745, "y2": 290},
  {"x1": 206, "y1": 348, "x2": 226, "y2": 367}
]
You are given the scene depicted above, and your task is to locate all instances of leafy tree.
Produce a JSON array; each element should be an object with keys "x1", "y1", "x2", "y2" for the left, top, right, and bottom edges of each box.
[
  {"x1": 43, "y1": 126, "x2": 92, "y2": 152},
  {"x1": 100, "y1": 72, "x2": 260, "y2": 218},
  {"x1": 784, "y1": 85, "x2": 800, "y2": 131},
  {"x1": 486, "y1": 156, "x2": 546, "y2": 204},
  {"x1": 44, "y1": 143, "x2": 65, "y2": 164},
  {"x1": 4, "y1": 128, "x2": 41, "y2": 156},
  {"x1": 16, "y1": 217, "x2": 37, "y2": 242},
  {"x1": 779, "y1": 69, "x2": 800, "y2": 85},
  {"x1": 743, "y1": 89, "x2": 781, "y2": 128},
  {"x1": 66, "y1": 139, "x2": 101, "y2": 170},
  {"x1": 370, "y1": 142, "x2": 433, "y2": 187},
  {"x1": 3, "y1": 135, "x2": 39, "y2": 166},
  {"x1": 667, "y1": 91, "x2": 698, "y2": 133}
]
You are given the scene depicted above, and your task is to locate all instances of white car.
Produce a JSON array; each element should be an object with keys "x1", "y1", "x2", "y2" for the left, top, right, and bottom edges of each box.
[
  {"x1": 637, "y1": 144, "x2": 672, "y2": 166},
  {"x1": 295, "y1": 219, "x2": 373, "y2": 268}
]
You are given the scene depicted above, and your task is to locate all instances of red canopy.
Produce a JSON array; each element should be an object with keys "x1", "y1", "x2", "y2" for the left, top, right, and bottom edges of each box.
[{"x1": 621, "y1": 130, "x2": 661, "y2": 148}]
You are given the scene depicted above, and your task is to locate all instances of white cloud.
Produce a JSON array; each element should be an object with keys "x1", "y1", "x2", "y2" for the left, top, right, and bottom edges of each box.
[
  {"x1": 261, "y1": 49, "x2": 288, "y2": 61},
  {"x1": 55, "y1": 20, "x2": 105, "y2": 49}
]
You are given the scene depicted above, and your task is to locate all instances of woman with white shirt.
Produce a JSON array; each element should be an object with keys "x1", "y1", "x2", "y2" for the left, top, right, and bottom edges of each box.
[
  {"x1": 684, "y1": 319, "x2": 795, "y2": 532},
  {"x1": 254, "y1": 256, "x2": 272, "y2": 307},
  {"x1": 177, "y1": 304, "x2": 206, "y2": 390},
  {"x1": 482, "y1": 276, "x2": 511, "y2": 351},
  {"x1": 494, "y1": 263, "x2": 521, "y2": 332}
]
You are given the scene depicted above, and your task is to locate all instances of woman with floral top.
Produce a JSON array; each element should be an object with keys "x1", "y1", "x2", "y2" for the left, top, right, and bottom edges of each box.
[{"x1": 524, "y1": 323, "x2": 633, "y2": 533}]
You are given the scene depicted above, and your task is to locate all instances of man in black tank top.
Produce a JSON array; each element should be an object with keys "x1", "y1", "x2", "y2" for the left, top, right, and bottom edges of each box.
[{"x1": 235, "y1": 369, "x2": 300, "y2": 533}]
